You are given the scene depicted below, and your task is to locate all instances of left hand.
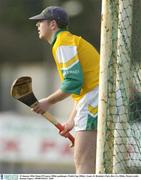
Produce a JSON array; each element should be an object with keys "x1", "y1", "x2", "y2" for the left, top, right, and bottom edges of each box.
[
  {"x1": 32, "y1": 98, "x2": 51, "y2": 114},
  {"x1": 59, "y1": 119, "x2": 74, "y2": 137}
]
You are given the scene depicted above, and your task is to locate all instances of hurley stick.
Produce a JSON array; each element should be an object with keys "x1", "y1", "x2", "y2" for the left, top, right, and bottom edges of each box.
[{"x1": 10, "y1": 76, "x2": 74, "y2": 147}]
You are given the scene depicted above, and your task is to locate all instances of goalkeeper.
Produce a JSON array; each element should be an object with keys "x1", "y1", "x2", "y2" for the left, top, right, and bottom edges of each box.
[{"x1": 29, "y1": 6, "x2": 99, "y2": 174}]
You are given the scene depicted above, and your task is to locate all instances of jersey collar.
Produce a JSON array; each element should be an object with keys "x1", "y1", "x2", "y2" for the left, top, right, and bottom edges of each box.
[{"x1": 50, "y1": 29, "x2": 67, "y2": 46}]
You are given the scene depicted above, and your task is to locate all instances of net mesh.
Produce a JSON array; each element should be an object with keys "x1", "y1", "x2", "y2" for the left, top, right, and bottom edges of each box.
[{"x1": 102, "y1": 0, "x2": 141, "y2": 173}]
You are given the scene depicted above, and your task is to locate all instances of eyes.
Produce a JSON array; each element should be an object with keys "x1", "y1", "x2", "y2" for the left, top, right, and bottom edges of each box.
[
  {"x1": 36, "y1": 20, "x2": 44, "y2": 27},
  {"x1": 38, "y1": 20, "x2": 45, "y2": 23},
  {"x1": 36, "y1": 20, "x2": 55, "y2": 27}
]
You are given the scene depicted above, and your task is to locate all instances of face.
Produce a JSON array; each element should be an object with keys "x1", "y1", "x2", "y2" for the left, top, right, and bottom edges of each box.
[{"x1": 36, "y1": 20, "x2": 58, "y2": 42}]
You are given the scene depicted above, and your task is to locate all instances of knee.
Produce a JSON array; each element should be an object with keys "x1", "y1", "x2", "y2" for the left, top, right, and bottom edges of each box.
[
  {"x1": 74, "y1": 151, "x2": 95, "y2": 174},
  {"x1": 74, "y1": 150, "x2": 90, "y2": 168},
  {"x1": 74, "y1": 152, "x2": 84, "y2": 172},
  {"x1": 74, "y1": 151, "x2": 82, "y2": 167}
]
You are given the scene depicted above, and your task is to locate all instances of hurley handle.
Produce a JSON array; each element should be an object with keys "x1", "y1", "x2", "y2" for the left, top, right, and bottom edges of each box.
[{"x1": 42, "y1": 111, "x2": 75, "y2": 147}]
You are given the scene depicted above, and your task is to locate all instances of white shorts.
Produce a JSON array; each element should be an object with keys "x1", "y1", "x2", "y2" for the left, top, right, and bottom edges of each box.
[{"x1": 74, "y1": 86, "x2": 98, "y2": 131}]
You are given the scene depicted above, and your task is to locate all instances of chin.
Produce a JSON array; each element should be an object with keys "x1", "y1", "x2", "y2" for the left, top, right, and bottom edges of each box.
[
  {"x1": 39, "y1": 34, "x2": 46, "y2": 40},
  {"x1": 39, "y1": 34, "x2": 43, "y2": 39}
]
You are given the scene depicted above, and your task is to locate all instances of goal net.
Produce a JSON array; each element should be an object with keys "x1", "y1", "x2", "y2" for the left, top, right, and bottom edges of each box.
[{"x1": 96, "y1": 0, "x2": 141, "y2": 174}]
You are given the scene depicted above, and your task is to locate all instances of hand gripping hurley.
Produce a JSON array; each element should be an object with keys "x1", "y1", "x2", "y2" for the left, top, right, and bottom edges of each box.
[{"x1": 10, "y1": 76, "x2": 74, "y2": 147}]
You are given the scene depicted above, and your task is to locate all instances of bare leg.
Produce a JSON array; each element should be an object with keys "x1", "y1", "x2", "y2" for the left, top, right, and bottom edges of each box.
[{"x1": 74, "y1": 130, "x2": 97, "y2": 174}]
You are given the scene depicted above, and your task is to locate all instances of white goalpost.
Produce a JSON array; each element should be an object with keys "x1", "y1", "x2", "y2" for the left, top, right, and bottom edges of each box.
[{"x1": 96, "y1": 0, "x2": 141, "y2": 174}]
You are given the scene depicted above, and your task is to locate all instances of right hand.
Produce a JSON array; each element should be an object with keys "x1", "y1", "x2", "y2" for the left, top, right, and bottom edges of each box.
[
  {"x1": 32, "y1": 98, "x2": 51, "y2": 114},
  {"x1": 60, "y1": 120, "x2": 74, "y2": 138}
]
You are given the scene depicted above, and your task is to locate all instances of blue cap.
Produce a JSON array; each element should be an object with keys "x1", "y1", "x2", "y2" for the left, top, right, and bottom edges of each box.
[{"x1": 29, "y1": 6, "x2": 69, "y2": 28}]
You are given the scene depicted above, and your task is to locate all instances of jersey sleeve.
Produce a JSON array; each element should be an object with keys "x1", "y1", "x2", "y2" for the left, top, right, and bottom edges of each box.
[{"x1": 56, "y1": 45, "x2": 83, "y2": 95}]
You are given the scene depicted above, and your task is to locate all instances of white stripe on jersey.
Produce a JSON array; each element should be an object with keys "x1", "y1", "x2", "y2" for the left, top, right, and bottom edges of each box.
[{"x1": 56, "y1": 45, "x2": 77, "y2": 63}]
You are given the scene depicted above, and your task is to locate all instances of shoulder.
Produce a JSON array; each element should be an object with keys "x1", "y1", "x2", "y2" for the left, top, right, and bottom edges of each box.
[{"x1": 57, "y1": 31, "x2": 81, "y2": 46}]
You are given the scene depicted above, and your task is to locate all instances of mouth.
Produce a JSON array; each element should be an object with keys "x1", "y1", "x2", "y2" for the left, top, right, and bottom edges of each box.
[{"x1": 37, "y1": 29, "x2": 40, "y2": 34}]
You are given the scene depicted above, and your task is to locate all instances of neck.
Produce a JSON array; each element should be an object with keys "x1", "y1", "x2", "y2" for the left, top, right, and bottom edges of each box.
[
  {"x1": 48, "y1": 28, "x2": 67, "y2": 45},
  {"x1": 48, "y1": 30, "x2": 58, "y2": 44}
]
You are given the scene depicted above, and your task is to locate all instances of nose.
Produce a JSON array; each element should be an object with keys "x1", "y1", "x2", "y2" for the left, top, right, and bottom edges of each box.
[{"x1": 36, "y1": 21, "x2": 40, "y2": 27}]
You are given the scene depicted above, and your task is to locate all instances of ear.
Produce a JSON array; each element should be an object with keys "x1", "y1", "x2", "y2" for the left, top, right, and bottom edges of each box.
[{"x1": 50, "y1": 20, "x2": 58, "y2": 30}]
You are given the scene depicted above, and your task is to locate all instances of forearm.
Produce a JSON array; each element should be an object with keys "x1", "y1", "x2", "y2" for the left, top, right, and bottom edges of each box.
[
  {"x1": 46, "y1": 89, "x2": 71, "y2": 104},
  {"x1": 68, "y1": 101, "x2": 77, "y2": 122},
  {"x1": 33, "y1": 89, "x2": 70, "y2": 114},
  {"x1": 60, "y1": 101, "x2": 77, "y2": 136}
]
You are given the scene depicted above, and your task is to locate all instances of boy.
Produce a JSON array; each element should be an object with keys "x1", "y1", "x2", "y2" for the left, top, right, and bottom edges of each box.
[{"x1": 29, "y1": 6, "x2": 99, "y2": 174}]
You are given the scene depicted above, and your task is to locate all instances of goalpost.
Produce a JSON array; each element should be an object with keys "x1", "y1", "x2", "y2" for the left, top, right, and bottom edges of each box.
[{"x1": 96, "y1": 0, "x2": 141, "y2": 174}]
